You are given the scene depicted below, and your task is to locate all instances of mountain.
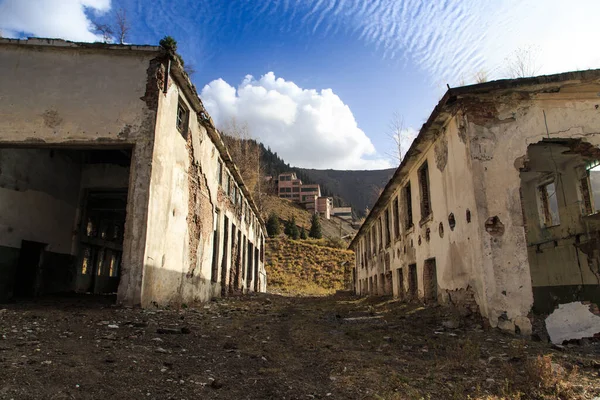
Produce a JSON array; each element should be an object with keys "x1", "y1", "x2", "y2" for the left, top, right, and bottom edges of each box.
[
  {"x1": 219, "y1": 135, "x2": 394, "y2": 218},
  {"x1": 295, "y1": 168, "x2": 396, "y2": 218},
  {"x1": 259, "y1": 144, "x2": 395, "y2": 218}
]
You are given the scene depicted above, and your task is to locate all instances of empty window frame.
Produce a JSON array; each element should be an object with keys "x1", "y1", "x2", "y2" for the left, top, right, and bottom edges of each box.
[
  {"x1": 581, "y1": 162, "x2": 600, "y2": 215},
  {"x1": 418, "y1": 161, "x2": 432, "y2": 220},
  {"x1": 384, "y1": 208, "x2": 391, "y2": 246},
  {"x1": 378, "y1": 217, "x2": 383, "y2": 250},
  {"x1": 371, "y1": 227, "x2": 376, "y2": 255},
  {"x1": 404, "y1": 182, "x2": 413, "y2": 230},
  {"x1": 232, "y1": 185, "x2": 237, "y2": 203},
  {"x1": 393, "y1": 196, "x2": 400, "y2": 239},
  {"x1": 176, "y1": 97, "x2": 189, "y2": 135},
  {"x1": 217, "y1": 159, "x2": 223, "y2": 186},
  {"x1": 539, "y1": 180, "x2": 560, "y2": 227},
  {"x1": 225, "y1": 174, "x2": 231, "y2": 196}
]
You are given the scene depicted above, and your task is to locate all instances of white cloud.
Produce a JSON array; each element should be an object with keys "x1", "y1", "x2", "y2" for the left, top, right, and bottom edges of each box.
[
  {"x1": 0, "y1": 0, "x2": 111, "y2": 42},
  {"x1": 240, "y1": 0, "x2": 600, "y2": 85},
  {"x1": 201, "y1": 72, "x2": 391, "y2": 170}
]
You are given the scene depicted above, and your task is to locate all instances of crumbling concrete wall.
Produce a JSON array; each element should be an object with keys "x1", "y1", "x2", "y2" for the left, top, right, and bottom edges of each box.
[
  {"x1": 465, "y1": 79, "x2": 600, "y2": 333},
  {"x1": 140, "y1": 65, "x2": 266, "y2": 307},
  {"x1": 0, "y1": 39, "x2": 266, "y2": 307},
  {"x1": 353, "y1": 74, "x2": 600, "y2": 335},
  {"x1": 355, "y1": 116, "x2": 485, "y2": 315},
  {"x1": 521, "y1": 146, "x2": 600, "y2": 313},
  {"x1": 0, "y1": 39, "x2": 161, "y2": 305}
]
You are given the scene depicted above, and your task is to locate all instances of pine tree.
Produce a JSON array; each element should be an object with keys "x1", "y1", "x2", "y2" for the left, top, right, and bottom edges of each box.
[
  {"x1": 300, "y1": 227, "x2": 308, "y2": 240},
  {"x1": 309, "y1": 213, "x2": 322, "y2": 239},
  {"x1": 266, "y1": 213, "x2": 281, "y2": 237},
  {"x1": 285, "y1": 216, "x2": 300, "y2": 240}
]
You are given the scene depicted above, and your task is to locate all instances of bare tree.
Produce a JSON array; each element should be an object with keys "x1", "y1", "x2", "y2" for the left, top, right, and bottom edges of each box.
[
  {"x1": 221, "y1": 118, "x2": 263, "y2": 203},
  {"x1": 473, "y1": 69, "x2": 489, "y2": 83},
  {"x1": 386, "y1": 111, "x2": 405, "y2": 164},
  {"x1": 114, "y1": 8, "x2": 130, "y2": 44},
  {"x1": 505, "y1": 45, "x2": 540, "y2": 78},
  {"x1": 93, "y1": 22, "x2": 113, "y2": 43}
]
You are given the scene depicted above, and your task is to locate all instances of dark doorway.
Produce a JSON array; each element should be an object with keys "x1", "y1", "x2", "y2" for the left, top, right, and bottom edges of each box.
[
  {"x1": 408, "y1": 263, "x2": 418, "y2": 300},
  {"x1": 220, "y1": 216, "x2": 229, "y2": 296},
  {"x1": 13, "y1": 240, "x2": 47, "y2": 297},
  {"x1": 247, "y1": 242, "x2": 254, "y2": 290},
  {"x1": 211, "y1": 209, "x2": 220, "y2": 283},
  {"x1": 254, "y1": 247, "x2": 259, "y2": 292},
  {"x1": 423, "y1": 258, "x2": 438, "y2": 302},
  {"x1": 385, "y1": 271, "x2": 393, "y2": 294},
  {"x1": 397, "y1": 268, "x2": 405, "y2": 300}
]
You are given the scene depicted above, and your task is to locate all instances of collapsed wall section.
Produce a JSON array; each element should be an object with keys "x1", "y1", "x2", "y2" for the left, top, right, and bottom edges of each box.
[{"x1": 465, "y1": 79, "x2": 600, "y2": 334}]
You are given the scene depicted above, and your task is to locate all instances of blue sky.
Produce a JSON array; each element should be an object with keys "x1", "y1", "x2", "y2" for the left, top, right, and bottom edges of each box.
[{"x1": 1, "y1": 0, "x2": 599, "y2": 169}]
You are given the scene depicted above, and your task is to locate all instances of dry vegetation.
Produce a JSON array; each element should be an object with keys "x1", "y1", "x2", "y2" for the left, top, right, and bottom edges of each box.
[
  {"x1": 265, "y1": 237, "x2": 355, "y2": 295},
  {"x1": 261, "y1": 195, "x2": 313, "y2": 229},
  {"x1": 261, "y1": 194, "x2": 357, "y2": 240}
]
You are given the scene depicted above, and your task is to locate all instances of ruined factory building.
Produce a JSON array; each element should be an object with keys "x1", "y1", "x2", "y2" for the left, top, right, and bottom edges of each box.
[
  {"x1": 350, "y1": 69, "x2": 600, "y2": 335},
  {"x1": 0, "y1": 38, "x2": 266, "y2": 306}
]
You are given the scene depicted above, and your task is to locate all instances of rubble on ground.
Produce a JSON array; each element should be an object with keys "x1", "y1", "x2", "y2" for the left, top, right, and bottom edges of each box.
[{"x1": 546, "y1": 302, "x2": 600, "y2": 344}]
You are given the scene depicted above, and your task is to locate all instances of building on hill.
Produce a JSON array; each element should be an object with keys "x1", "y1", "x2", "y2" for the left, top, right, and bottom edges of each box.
[
  {"x1": 349, "y1": 69, "x2": 600, "y2": 336},
  {"x1": 277, "y1": 172, "x2": 333, "y2": 218},
  {"x1": 332, "y1": 207, "x2": 353, "y2": 221},
  {"x1": 0, "y1": 38, "x2": 266, "y2": 306}
]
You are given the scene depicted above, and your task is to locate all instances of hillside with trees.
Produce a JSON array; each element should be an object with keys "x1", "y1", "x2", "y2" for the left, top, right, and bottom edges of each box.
[{"x1": 221, "y1": 125, "x2": 394, "y2": 219}]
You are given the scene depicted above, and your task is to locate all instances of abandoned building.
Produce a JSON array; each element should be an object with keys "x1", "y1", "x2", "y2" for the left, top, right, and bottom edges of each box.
[
  {"x1": 350, "y1": 69, "x2": 600, "y2": 335},
  {"x1": 277, "y1": 172, "x2": 334, "y2": 218},
  {"x1": 0, "y1": 38, "x2": 266, "y2": 307}
]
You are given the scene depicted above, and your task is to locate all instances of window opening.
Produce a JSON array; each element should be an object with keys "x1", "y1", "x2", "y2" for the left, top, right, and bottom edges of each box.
[
  {"x1": 393, "y1": 197, "x2": 400, "y2": 238},
  {"x1": 176, "y1": 98, "x2": 189, "y2": 136},
  {"x1": 583, "y1": 162, "x2": 600, "y2": 214},
  {"x1": 384, "y1": 209, "x2": 391, "y2": 246},
  {"x1": 418, "y1": 161, "x2": 431, "y2": 220},
  {"x1": 404, "y1": 182, "x2": 413, "y2": 230},
  {"x1": 217, "y1": 159, "x2": 223, "y2": 186},
  {"x1": 539, "y1": 181, "x2": 560, "y2": 227}
]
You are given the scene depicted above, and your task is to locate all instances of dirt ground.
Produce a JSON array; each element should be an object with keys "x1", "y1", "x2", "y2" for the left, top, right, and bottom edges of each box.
[{"x1": 0, "y1": 293, "x2": 599, "y2": 400}]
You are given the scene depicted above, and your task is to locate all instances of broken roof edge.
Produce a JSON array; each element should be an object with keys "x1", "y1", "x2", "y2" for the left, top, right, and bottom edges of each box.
[
  {"x1": 348, "y1": 67, "x2": 600, "y2": 251},
  {"x1": 0, "y1": 37, "x2": 163, "y2": 53},
  {"x1": 168, "y1": 56, "x2": 267, "y2": 232},
  {"x1": 449, "y1": 68, "x2": 600, "y2": 97}
]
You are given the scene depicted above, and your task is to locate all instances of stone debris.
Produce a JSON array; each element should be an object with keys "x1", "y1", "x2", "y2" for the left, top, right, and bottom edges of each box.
[
  {"x1": 156, "y1": 327, "x2": 191, "y2": 334},
  {"x1": 442, "y1": 320, "x2": 459, "y2": 329},
  {"x1": 545, "y1": 302, "x2": 600, "y2": 344}
]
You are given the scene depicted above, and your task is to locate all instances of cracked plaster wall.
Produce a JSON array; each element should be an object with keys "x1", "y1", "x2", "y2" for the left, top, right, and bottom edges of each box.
[
  {"x1": 355, "y1": 116, "x2": 485, "y2": 313},
  {"x1": 0, "y1": 41, "x2": 160, "y2": 306},
  {"x1": 140, "y1": 78, "x2": 266, "y2": 307},
  {"x1": 465, "y1": 82, "x2": 600, "y2": 333}
]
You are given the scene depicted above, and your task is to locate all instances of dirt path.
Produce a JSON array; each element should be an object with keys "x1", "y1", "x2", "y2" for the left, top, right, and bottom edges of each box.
[{"x1": 0, "y1": 293, "x2": 599, "y2": 399}]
